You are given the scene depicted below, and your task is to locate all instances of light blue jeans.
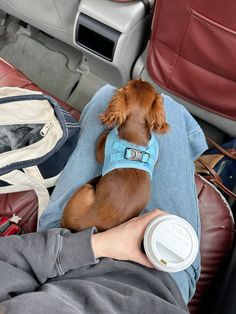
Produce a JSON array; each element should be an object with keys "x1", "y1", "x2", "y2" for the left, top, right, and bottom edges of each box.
[{"x1": 39, "y1": 85, "x2": 208, "y2": 303}]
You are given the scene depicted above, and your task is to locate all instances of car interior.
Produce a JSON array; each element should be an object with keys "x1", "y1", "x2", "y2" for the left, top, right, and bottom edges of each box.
[{"x1": 0, "y1": 0, "x2": 235, "y2": 313}]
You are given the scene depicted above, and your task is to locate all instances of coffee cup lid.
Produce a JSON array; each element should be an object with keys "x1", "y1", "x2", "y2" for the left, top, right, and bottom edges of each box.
[{"x1": 144, "y1": 215, "x2": 199, "y2": 272}]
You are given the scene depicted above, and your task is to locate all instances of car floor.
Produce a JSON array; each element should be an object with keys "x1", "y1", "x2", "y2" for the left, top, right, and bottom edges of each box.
[{"x1": 0, "y1": 16, "x2": 107, "y2": 112}]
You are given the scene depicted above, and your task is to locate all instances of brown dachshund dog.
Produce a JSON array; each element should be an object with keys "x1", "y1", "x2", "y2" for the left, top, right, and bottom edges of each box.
[{"x1": 61, "y1": 79, "x2": 169, "y2": 232}]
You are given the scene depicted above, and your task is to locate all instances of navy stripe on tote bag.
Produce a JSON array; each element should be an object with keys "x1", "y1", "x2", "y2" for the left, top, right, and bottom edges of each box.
[{"x1": 0, "y1": 87, "x2": 80, "y2": 230}]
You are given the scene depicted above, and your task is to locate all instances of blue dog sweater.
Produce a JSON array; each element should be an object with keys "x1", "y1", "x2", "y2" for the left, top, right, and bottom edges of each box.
[{"x1": 102, "y1": 128, "x2": 159, "y2": 178}]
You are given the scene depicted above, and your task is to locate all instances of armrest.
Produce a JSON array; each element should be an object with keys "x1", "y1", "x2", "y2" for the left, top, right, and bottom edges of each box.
[{"x1": 73, "y1": 0, "x2": 154, "y2": 86}]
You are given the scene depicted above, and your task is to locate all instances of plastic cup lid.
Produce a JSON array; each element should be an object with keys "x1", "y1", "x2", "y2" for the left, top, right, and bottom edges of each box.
[{"x1": 144, "y1": 215, "x2": 199, "y2": 272}]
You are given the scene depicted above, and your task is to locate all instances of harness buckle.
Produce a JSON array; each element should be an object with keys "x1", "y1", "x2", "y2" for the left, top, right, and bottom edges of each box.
[{"x1": 124, "y1": 148, "x2": 150, "y2": 163}]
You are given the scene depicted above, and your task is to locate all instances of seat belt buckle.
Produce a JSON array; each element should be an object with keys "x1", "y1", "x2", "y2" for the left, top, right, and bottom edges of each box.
[
  {"x1": 0, "y1": 216, "x2": 11, "y2": 233},
  {"x1": 1, "y1": 223, "x2": 22, "y2": 237},
  {"x1": 0, "y1": 215, "x2": 22, "y2": 237}
]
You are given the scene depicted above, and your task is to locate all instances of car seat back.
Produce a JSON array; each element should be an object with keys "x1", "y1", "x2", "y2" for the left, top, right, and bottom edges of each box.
[
  {"x1": 147, "y1": 0, "x2": 236, "y2": 136},
  {"x1": 189, "y1": 175, "x2": 234, "y2": 313}
]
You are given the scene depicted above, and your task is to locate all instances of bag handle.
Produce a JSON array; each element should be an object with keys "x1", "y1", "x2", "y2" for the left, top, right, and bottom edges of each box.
[
  {"x1": 0, "y1": 169, "x2": 50, "y2": 229},
  {"x1": 206, "y1": 136, "x2": 236, "y2": 160},
  {"x1": 196, "y1": 158, "x2": 236, "y2": 200}
]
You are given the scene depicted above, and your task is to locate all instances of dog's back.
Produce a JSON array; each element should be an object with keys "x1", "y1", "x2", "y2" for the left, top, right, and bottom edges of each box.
[
  {"x1": 91, "y1": 168, "x2": 151, "y2": 229},
  {"x1": 61, "y1": 80, "x2": 169, "y2": 232},
  {"x1": 61, "y1": 168, "x2": 150, "y2": 231}
]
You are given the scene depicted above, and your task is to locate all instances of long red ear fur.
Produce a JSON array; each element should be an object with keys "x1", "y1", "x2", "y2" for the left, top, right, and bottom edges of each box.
[
  {"x1": 147, "y1": 94, "x2": 169, "y2": 134},
  {"x1": 100, "y1": 89, "x2": 127, "y2": 128}
]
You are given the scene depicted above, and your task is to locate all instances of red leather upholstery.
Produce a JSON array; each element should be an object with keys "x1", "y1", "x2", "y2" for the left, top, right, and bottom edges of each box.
[
  {"x1": 0, "y1": 191, "x2": 38, "y2": 233},
  {"x1": 188, "y1": 175, "x2": 234, "y2": 313},
  {"x1": 0, "y1": 58, "x2": 81, "y2": 121},
  {"x1": 147, "y1": 0, "x2": 236, "y2": 120}
]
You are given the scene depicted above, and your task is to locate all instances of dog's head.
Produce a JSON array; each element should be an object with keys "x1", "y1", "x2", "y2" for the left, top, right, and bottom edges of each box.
[{"x1": 100, "y1": 79, "x2": 169, "y2": 134}]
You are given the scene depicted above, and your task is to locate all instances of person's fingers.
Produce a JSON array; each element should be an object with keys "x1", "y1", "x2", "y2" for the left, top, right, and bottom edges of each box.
[
  {"x1": 93, "y1": 209, "x2": 168, "y2": 262},
  {"x1": 141, "y1": 208, "x2": 167, "y2": 222},
  {"x1": 130, "y1": 209, "x2": 167, "y2": 235},
  {"x1": 131, "y1": 250, "x2": 154, "y2": 268}
]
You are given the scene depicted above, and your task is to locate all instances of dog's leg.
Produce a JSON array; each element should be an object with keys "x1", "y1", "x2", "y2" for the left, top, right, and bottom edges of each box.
[
  {"x1": 96, "y1": 130, "x2": 109, "y2": 163},
  {"x1": 61, "y1": 183, "x2": 96, "y2": 231}
]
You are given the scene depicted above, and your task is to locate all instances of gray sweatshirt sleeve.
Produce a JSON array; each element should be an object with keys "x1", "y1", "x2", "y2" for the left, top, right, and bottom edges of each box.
[{"x1": 0, "y1": 227, "x2": 98, "y2": 301}]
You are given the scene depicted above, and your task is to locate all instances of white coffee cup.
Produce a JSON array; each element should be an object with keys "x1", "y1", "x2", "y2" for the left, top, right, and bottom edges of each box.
[{"x1": 144, "y1": 214, "x2": 199, "y2": 272}]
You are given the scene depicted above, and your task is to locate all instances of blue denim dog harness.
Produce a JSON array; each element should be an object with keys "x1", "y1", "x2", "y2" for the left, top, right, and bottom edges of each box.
[{"x1": 102, "y1": 127, "x2": 159, "y2": 178}]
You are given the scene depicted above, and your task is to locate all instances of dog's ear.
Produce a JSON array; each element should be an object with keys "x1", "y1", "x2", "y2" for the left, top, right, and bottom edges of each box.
[
  {"x1": 100, "y1": 88, "x2": 127, "y2": 128},
  {"x1": 147, "y1": 93, "x2": 169, "y2": 134}
]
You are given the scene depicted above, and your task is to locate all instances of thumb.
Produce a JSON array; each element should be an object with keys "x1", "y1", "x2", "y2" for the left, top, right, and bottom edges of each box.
[
  {"x1": 142, "y1": 208, "x2": 167, "y2": 224},
  {"x1": 136, "y1": 209, "x2": 168, "y2": 235}
]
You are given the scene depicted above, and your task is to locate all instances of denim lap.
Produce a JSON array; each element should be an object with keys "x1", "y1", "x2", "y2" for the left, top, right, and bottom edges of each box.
[{"x1": 39, "y1": 85, "x2": 207, "y2": 303}]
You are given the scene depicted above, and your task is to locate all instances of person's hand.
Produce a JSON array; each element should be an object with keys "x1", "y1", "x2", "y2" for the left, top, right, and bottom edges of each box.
[{"x1": 91, "y1": 209, "x2": 167, "y2": 268}]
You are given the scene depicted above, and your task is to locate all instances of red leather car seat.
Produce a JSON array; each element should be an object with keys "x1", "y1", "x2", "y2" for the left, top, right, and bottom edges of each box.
[
  {"x1": 146, "y1": 1, "x2": 236, "y2": 313},
  {"x1": 147, "y1": 0, "x2": 236, "y2": 122},
  {"x1": 192, "y1": 175, "x2": 234, "y2": 313}
]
